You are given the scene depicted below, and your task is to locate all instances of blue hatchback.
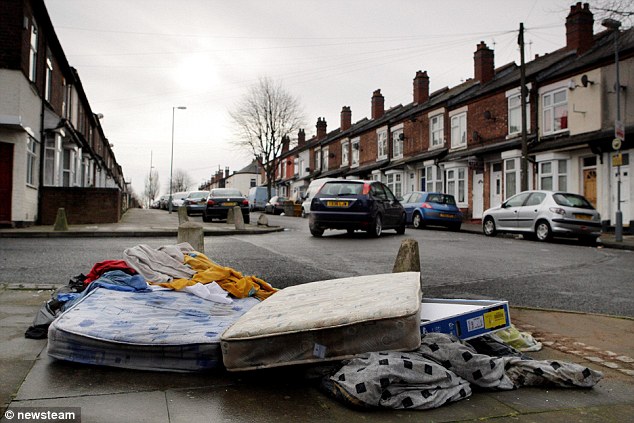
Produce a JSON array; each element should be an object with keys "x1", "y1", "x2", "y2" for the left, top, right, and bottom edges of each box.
[{"x1": 402, "y1": 192, "x2": 463, "y2": 231}]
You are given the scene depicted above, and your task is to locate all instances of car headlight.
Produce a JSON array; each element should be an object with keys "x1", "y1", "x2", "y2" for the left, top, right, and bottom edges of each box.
[{"x1": 549, "y1": 207, "x2": 566, "y2": 216}]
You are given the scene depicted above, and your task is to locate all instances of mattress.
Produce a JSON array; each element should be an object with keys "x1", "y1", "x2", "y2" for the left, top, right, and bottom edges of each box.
[
  {"x1": 47, "y1": 287, "x2": 260, "y2": 372},
  {"x1": 221, "y1": 272, "x2": 422, "y2": 371}
]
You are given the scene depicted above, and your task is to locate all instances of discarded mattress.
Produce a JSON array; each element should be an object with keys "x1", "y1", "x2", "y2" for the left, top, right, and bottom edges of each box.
[
  {"x1": 221, "y1": 272, "x2": 422, "y2": 371},
  {"x1": 47, "y1": 287, "x2": 260, "y2": 372}
]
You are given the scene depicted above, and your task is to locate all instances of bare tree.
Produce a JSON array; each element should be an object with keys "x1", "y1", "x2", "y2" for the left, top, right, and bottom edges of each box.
[
  {"x1": 591, "y1": 0, "x2": 633, "y2": 28},
  {"x1": 143, "y1": 169, "x2": 160, "y2": 208},
  {"x1": 171, "y1": 168, "x2": 193, "y2": 193},
  {"x1": 229, "y1": 76, "x2": 305, "y2": 199}
]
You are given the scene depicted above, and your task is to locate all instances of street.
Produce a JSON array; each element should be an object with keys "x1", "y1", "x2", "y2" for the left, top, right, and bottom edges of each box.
[{"x1": 1, "y1": 212, "x2": 633, "y2": 317}]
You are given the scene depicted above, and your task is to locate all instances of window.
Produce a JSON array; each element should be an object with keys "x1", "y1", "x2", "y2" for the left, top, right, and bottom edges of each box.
[
  {"x1": 508, "y1": 93, "x2": 531, "y2": 135},
  {"x1": 446, "y1": 167, "x2": 466, "y2": 204},
  {"x1": 425, "y1": 165, "x2": 443, "y2": 192},
  {"x1": 44, "y1": 135, "x2": 60, "y2": 186},
  {"x1": 315, "y1": 148, "x2": 321, "y2": 171},
  {"x1": 377, "y1": 129, "x2": 388, "y2": 159},
  {"x1": 542, "y1": 88, "x2": 568, "y2": 134},
  {"x1": 341, "y1": 142, "x2": 349, "y2": 167},
  {"x1": 293, "y1": 158, "x2": 299, "y2": 176},
  {"x1": 539, "y1": 159, "x2": 568, "y2": 191},
  {"x1": 450, "y1": 113, "x2": 467, "y2": 149},
  {"x1": 26, "y1": 137, "x2": 37, "y2": 186},
  {"x1": 392, "y1": 129, "x2": 403, "y2": 158},
  {"x1": 504, "y1": 159, "x2": 518, "y2": 199},
  {"x1": 29, "y1": 21, "x2": 38, "y2": 82},
  {"x1": 299, "y1": 158, "x2": 305, "y2": 176},
  {"x1": 430, "y1": 114, "x2": 444, "y2": 147},
  {"x1": 351, "y1": 138, "x2": 360, "y2": 167},
  {"x1": 506, "y1": 192, "x2": 531, "y2": 207},
  {"x1": 45, "y1": 56, "x2": 53, "y2": 102},
  {"x1": 62, "y1": 148, "x2": 75, "y2": 187},
  {"x1": 323, "y1": 147, "x2": 329, "y2": 170},
  {"x1": 250, "y1": 178, "x2": 256, "y2": 188},
  {"x1": 386, "y1": 172, "x2": 403, "y2": 198}
]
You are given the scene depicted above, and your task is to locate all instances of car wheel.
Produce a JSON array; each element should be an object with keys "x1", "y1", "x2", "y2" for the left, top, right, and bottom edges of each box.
[
  {"x1": 483, "y1": 217, "x2": 497, "y2": 237},
  {"x1": 396, "y1": 214, "x2": 406, "y2": 235},
  {"x1": 346, "y1": 229, "x2": 355, "y2": 235},
  {"x1": 310, "y1": 226, "x2": 324, "y2": 237},
  {"x1": 412, "y1": 212, "x2": 424, "y2": 229},
  {"x1": 369, "y1": 214, "x2": 382, "y2": 238},
  {"x1": 535, "y1": 220, "x2": 552, "y2": 242},
  {"x1": 186, "y1": 210, "x2": 191, "y2": 216},
  {"x1": 244, "y1": 214, "x2": 250, "y2": 224},
  {"x1": 579, "y1": 235, "x2": 598, "y2": 246},
  {"x1": 202, "y1": 214, "x2": 210, "y2": 223},
  {"x1": 301, "y1": 209, "x2": 307, "y2": 218},
  {"x1": 449, "y1": 223, "x2": 461, "y2": 232}
]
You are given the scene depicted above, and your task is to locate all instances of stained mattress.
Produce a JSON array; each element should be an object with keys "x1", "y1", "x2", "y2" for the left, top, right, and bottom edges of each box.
[
  {"x1": 47, "y1": 287, "x2": 260, "y2": 372},
  {"x1": 221, "y1": 272, "x2": 422, "y2": 371}
]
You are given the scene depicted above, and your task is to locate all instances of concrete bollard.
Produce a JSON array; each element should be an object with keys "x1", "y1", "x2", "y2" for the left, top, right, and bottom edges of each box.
[
  {"x1": 393, "y1": 238, "x2": 423, "y2": 293},
  {"x1": 53, "y1": 208, "x2": 69, "y2": 231},
  {"x1": 177, "y1": 221, "x2": 204, "y2": 253},
  {"x1": 177, "y1": 206, "x2": 189, "y2": 224},
  {"x1": 257, "y1": 214, "x2": 269, "y2": 226},
  {"x1": 233, "y1": 206, "x2": 245, "y2": 230},
  {"x1": 226, "y1": 207, "x2": 235, "y2": 224}
]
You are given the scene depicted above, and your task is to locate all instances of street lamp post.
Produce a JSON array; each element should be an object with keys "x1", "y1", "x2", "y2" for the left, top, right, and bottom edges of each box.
[
  {"x1": 602, "y1": 18, "x2": 622, "y2": 242},
  {"x1": 168, "y1": 106, "x2": 187, "y2": 214}
]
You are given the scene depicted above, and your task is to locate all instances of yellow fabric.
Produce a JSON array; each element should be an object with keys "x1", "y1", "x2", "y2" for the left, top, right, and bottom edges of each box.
[{"x1": 154, "y1": 252, "x2": 277, "y2": 301}]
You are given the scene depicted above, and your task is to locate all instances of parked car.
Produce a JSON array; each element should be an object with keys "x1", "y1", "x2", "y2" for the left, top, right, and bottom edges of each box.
[
  {"x1": 264, "y1": 196, "x2": 288, "y2": 215},
  {"x1": 170, "y1": 191, "x2": 189, "y2": 210},
  {"x1": 203, "y1": 188, "x2": 250, "y2": 224},
  {"x1": 184, "y1": 191, "x2": 209, "y2": 215},
  {"x1": 309, "y1": 180, "x2": 406, "y2": 237},
  {"x1": 248, "y1": 186, "x2": 276, "y2": 211},
  {"x1": 301, "y1": 177, "x2": 351, "y2": 218},
  {"x1": 402, "y1": 191, "x2": 463, "y2": 231},
  {"x1": 158, "y1": 195, "x2": 169, "y2": 210},
  {"x1": 482, "y1": 190, "x2": 601, "y2": 244}
]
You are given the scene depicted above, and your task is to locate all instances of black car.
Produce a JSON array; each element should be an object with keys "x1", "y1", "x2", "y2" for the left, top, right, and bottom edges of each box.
[
  {"x1": 203, "y1": 188, "x2": 250, "y2": 224},
  {"x1": 264, "y1": 196, "x2": 288, "y2": 215},
  {"x1": 309, "y1": 180, "x2": 406, "y2": 237}
]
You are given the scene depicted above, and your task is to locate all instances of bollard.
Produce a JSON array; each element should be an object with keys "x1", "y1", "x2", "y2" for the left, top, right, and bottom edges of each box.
[
  {"x1": 177, "y1": 206, "x2": 189, "y2": 224},
  {"x1": 226, "y1": 207, "x2": 235, "y2": 224},
  {"x1": 233, "y1": 206, "x2": 245, "y2": 230},
  {"x1": 257, "y1": 214, "x2": 269, "y2": 226},
  {"x1": 392, "y1": 239, "x2": 422, "y2": 292},
  {"x1": 177, "y1": 221, "x2": 204, "y2": 253},
  {"x1": 53, "y1": 208, "x2": 69, "y2": 231}
]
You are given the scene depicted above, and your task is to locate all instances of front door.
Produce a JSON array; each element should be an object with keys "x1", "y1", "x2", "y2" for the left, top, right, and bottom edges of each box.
[
  {"x1": 0, "y1": 142, "x2": 13, "y2": 223},
  {"x1": 490, "y1": 163, "x2": 502, "y2": 209},
  {"x1": 583, "y1": 168, "x2": 597, "y2": 207},
  {"x1": 611, "y1": 152, "x2": 631, "y2": 224},
  {"x1": 472, "y1": 172, "x2": 483, "y2": 219}
]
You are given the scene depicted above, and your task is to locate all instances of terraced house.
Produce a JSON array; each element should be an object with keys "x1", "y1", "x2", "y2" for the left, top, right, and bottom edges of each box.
[
  {"x1": 271, "y1": 3, "x2": 633, "y2": 230},
  {"x1": 0, "y1": 0, "x2": 129, "y2": 227}
]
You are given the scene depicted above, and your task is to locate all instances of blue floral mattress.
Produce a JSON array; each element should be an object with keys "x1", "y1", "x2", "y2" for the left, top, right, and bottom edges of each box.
[{"x1": 47, "y1": 287, "x2": 260, "y2": 372}]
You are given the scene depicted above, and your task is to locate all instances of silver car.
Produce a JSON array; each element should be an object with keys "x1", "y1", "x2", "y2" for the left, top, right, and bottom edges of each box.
[{"x1": 482, "y1": 190, "x2": 601, "y2": 244}]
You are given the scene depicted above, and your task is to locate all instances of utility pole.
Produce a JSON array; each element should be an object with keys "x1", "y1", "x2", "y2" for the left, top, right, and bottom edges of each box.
[{"x1": 519, "y1": 22, "x2": 529, "y2": 192}]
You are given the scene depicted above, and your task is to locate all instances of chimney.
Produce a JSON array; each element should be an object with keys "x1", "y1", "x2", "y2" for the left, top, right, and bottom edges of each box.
[
  {"x1": 224, "y1": 167, "x2": 230, "y2": 179},
  {"x1": 474, "y1": 41, "x2": 494, "y2": 84},
  {"x1": 316, "y1": 117, "x2": 327, "y2": 140},
  {"x1": 282, "y1": 135, "x2": 290, "y2": 153},
  {"x1": 297, "y1": 129, "x2": 306, "y2": 147},
  {"x1": 413, "y1": 70, "x2": 429, "y2": 104},
  {"x1": 566, "y1": 2, "x2": 594, "y2": 54},
  {"x1": 371, "y1": 89, "x2": 384, "y2": 119},
  {"x1": 340, "y1": 106, "x2": 352, "y2": 131}
]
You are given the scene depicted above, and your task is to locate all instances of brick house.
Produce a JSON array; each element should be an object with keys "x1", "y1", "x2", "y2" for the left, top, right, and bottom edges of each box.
[{"x1": 0, "y1": 0, "x2": 130, "y2": 226}]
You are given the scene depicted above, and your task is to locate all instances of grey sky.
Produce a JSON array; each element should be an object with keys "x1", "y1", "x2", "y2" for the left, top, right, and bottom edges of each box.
[{"x1": 44, "y1": 0, "x2": 582, "y2": 197}]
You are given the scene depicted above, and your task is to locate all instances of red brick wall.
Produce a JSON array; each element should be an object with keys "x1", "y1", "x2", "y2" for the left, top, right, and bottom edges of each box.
[
  {"x1": 40, "y1": 187, "x2": 122, "y2": 224},
  {"x1": 359, "y1": 131, "x2": 377, "y2": 166},
  {"x1": 467, "y1": 92, "x2": 508, "y2": 145},
  {"x1": 0, "y1": 0, "x2": 24, "y2": 71}
]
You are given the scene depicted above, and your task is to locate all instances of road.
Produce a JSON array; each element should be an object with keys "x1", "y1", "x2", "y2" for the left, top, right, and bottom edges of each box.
[{"x1": 1, "y1": 212, "x2": 633, "y2": 317}]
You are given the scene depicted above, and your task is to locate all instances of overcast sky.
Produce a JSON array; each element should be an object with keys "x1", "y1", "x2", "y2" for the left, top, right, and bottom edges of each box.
[{"x1": 44, "y1": 0, "x2": 592, "y2": 198}]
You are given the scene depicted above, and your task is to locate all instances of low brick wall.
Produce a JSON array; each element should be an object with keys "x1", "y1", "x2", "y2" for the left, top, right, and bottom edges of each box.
[{"x1": 40, "y1": 187, "x2": 122, "y2": 224}]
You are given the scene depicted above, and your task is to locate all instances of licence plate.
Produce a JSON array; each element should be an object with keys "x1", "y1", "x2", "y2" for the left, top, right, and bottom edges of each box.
[
  {"x1": 439, "y1": 213, "x2": 454, "y2": 218},
  {"x1": 575, "y1": 214, "x2": 592, "y2": 220},
  {"x1": 326, "y1": 201, "x2": 349, "y2": 207},
  {"x1": 222, "y1": 202, "x2": 237, "y2": 207}
]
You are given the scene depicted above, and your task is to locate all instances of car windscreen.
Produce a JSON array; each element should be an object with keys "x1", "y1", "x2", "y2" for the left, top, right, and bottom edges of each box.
[
  {"x1": 553, "y1": 193, "x2": 594, "y2": 209},
  {"x1": 211, "y1": 189, "x2": 242, "y2": 197},
  {"x1": 426, "y1": 194, "x2": 456, "y2": 205},
  {"x1": 189, "y1": 191, "x2": 208, "y2": 199},
  {"x1": 319, "y1": 182, "x2": 363, "y2": 196}
]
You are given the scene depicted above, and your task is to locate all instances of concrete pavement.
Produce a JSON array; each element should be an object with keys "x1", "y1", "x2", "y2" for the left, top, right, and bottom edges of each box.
[{"x1": 1, "y1": 209, "x2": 633, "y2": 422}]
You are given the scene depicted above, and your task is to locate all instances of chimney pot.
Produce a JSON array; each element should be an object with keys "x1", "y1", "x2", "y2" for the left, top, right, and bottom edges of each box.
[
  {"x1": 566, "y1": 2, "x2": 594, "y2": 54},
  {"x1": 316, "y1": 117, "x2": 327, "y2": 140}
]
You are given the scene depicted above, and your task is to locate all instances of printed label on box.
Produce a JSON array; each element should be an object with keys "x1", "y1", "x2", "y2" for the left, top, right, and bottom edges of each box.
[
  {"x1": 484, "y1": 308, "x2": 507, "y2": 329},
  {"x1": 313, "y1": 343, "x2": 327, "y2": 358},
  {"x1": 466, "y1": 316, "x2": 484, "y2": 332}
]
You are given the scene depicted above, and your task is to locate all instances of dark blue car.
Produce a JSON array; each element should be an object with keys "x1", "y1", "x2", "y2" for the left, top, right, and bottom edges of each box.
[
  {"x1": 402, "y1": 192, "x2": 463, "y2": 231},
  {"x1": 309, "y1": 180, "x2": 406, "y2": 237}
]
